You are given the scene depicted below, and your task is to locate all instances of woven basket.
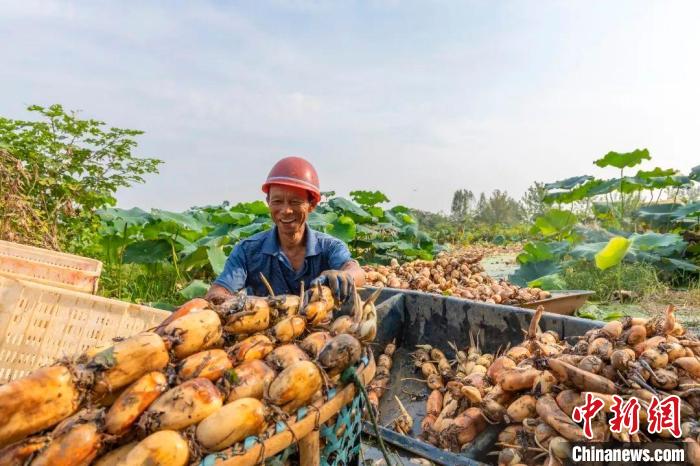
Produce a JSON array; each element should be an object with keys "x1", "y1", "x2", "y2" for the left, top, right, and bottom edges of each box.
[
  {"x1": 0, "y1": 239, "x2": 103, "y2": 294},
  {"x1": 0, "y1": 275, "x2": 169, "y2": 383}
]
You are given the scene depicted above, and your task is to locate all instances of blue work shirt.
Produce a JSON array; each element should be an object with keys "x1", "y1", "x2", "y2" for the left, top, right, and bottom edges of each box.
[{"x1": 213, "y1": 224, "x2": 353, "y2": 296}]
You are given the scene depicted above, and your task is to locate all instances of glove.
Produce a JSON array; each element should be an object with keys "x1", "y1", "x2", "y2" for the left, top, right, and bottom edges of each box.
[{"x1": 311, "y1": 270, "x2": 355, "y2": 304}]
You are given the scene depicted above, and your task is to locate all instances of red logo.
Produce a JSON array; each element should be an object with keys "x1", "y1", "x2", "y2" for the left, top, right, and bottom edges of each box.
[
  {"x1": 609, "y1": 395, "x2": 640, "y2": 435},
  {"x1": 572, "y1": 392, "x2": 605, "y2": 439},
  {"x1": 647, "y1": 395, "x2": 682, "y2": 438}
]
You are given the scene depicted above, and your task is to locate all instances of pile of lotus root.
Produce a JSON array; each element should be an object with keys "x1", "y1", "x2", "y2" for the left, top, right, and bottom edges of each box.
[
  {"x1": 384, "y1": 304, "x2": 700, "y2": 466},
  {"x1": 363, "y1": 250, "x2": 550, "y2": 305},
  {"x1": 0, "y1": 278, "x2": 381, "y2": 466}
]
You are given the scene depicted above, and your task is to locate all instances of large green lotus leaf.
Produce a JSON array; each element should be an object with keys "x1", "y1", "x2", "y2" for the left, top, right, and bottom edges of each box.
[
  {"x1": 544, "y1": 175, "x2": 594, "y2": 191},
  {"x1": 586, "y1": 179, "x2": 621, "y2": 196},
  {"x1": 98, "y1": 207, "x2": 151, "y2": 225},
  {"x1": 569, "y1": 242, "x2": 608, "y2": 260},
  {"x1": 192, "y1": 224, "x2": 235, "y2": 249},
  {"x1": 670, "y1": 175, "x2": 692, "y2": 187},
  {"x1": 508, "y1": 260, "x2": 562, "y2": 287},
  {"x1": 662, "y1": 258, "x2": 700, "y2": 273},
  {"x1": 328, "y1": 198, "x2": 371, "y2": 222},
  {"x1": 349, "y1": 190, "x2": 390, "y2": 207},
  {"x1": 151, "y1": 209, "x2": 203, "y2": 232},
  {"x1": 527, "y1": 273, "x2": 567, "y2": 291},
  {"x1": 619, "y1": 176, "x2": 649, "y2": 193},
  {"x1": 517, "y1": 241, "x2": 571, "y2": 264},
  {"x1": 179, "y1": 280, "x2": 209, "y2": 299},
  {"x1": 382, "y1": 211, "x2": 403, "y2": 227},
  {"x1": 231, "y1": 201, "x2": 269, "y2": 215},
  {"x1": 629, "y1": 232, "x2": 686, "y2": 256},
  {"x1": 207, "y1": 245, "x2": 227, "y2": 275},
  {"x1": 534, "y1": 210, "x2": 577, "y2": 237},
  {"x1": 691, "y1": 165, "x2": 700, "y2": 181},
  {"x1": 574, "y1": 226, "x2": 614, "y2": 243},
  {"x1": 329, "y1": 215, "x2": 356, "y2": 243},
  {"x1": 517, "y1": 242, "x2": 553, "y2": 264},
  {"x1": 371, "y1": 240, "x2": 414, "y2": 252},
  {"x1": 635, "y1": 204, "x2": 682, "y2": 228},
  {"x1": 544, "y1": 180, "x2": 604, "y2": 204},
  {"x1": 594, "y1": 149, "x2": 650, "y2": 169},
  {"x1": 366, "y1": 206, "x2": 384, "y2": 219},
  {"x1": 231, "y1": 223, "x2": 269, "y2": 240},
  {"x1": 594, "y1": 237, "x2": 630, "y2": 270},
  {"x1": 399, "y1": 225, "x2": 431, "y2": 245},
  {"x1": 354, "y1": 224, "x2": 377, "y2": 236},
  {"x1": 123, "y1": 239, "x2": 172, "y2": 264},
  {"x1": 631, "y1": 250, "x2": 700, "y2": 273},
  {"x1": 636, "y1": 167, "x2": 678, "y2": 179},
  {"x1": 308, "y1": 211, "x2": 337, "y2": 230},
  {"x1": 180, "y1": 246, "x2": 210, "y2": 271},
  {"x1": 390, "y1": 205, "x2": 410, "y2": 214},
  {"x1": 211, "y1": 211, "x2": 256, "y2": 226},
  {"x1": 672, "y1": 202, "x2": 700, "y2": 219}
]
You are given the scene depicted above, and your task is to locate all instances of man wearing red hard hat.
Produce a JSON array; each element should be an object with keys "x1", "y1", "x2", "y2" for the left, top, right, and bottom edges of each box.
[{"x1": 206, "y1": 156, "x2": 365, "y2": 304}]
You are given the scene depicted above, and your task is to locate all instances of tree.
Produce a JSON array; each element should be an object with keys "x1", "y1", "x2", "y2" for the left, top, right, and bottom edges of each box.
[
  {"x1": 450, "y1": 189, "x2": 475, "y2": 222},
  {"x1": 521, "y1": 182, "x2": 547, "y2": 221},
  {"x1": 0, "y1": 104, "x2": 161, "y2": 250},
  {"x1": 474, "y1": 190, "x2": 523, "y2": 225}
]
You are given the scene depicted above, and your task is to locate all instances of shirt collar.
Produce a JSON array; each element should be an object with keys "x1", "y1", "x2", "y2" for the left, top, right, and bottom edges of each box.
[{"x1": 261, "y1": 224, "x2": 320, "y2": 257}]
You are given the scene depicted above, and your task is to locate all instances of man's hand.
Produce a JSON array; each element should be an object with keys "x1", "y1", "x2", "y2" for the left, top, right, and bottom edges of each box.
[
  {"x1": 205, "y1": 284, "x2": 235, "y2": 306},
  {"x1": 311, "y1": 270, "x2": 355, "y2": 303}
]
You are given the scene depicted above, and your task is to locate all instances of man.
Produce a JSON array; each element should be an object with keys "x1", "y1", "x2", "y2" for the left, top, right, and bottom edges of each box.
[{"x1": 206, "y1": 156, "x2": 365, "y2": 305}]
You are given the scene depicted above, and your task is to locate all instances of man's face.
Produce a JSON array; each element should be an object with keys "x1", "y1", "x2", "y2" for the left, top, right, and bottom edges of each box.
[{"x1": 268, "y1": 185, "x2": 315, "y2": 236}]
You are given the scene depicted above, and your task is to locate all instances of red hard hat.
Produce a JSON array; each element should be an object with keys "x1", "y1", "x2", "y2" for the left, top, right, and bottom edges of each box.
[{"x1": 262, "y1": 156, "x2": 321, "y2": 204}]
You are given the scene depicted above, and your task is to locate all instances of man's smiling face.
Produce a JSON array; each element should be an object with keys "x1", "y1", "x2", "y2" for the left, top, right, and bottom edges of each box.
[{"x1": 267, "y1": 184, "x2": 315, "y2": 236}]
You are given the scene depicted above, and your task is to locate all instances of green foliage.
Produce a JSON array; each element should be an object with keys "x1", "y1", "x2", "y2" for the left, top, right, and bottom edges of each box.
[
  {"x1": 0, "y1": 104, "x2": 161, "y2": 251},
  {"x1": 349, "y1": 190, "x2": 389, "y2": 207},
  {"x1": 509, "y1": 260, "x2": 562, "y2": 286},
  {"x1": 594, "y1": 148, "x2": 651, "y2": 169},
  {"x1": 576, "y1": 304, "x2": 626, "y2": 322},
  {"x1": 474, "y1": 190, "x2": 523, "y2": 225},
  {"x1": 99, "y1": 262, "x2": 182, "y2": 306},
  {"x1": 450, "y1": 189, "x2": 475, "y2": 221},
  {"x1": 531, "y1": 209, "x2": 578, "y2": 241},
  {"x1": 527, "y1": 273, "x2": 567, "y2": 291},
  {"x1": 563, "y1": 261, "x2": 664, "y2": 302},
  {"x1": 544, "y1": 176, "x2": 594, "y2": 191},
  {"x1": 521, "y1": 182, "x2": 548, "y2": 222}
]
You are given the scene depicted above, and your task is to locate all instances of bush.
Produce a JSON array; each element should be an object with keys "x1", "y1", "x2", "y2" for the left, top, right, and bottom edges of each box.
[{"x1": 0, "y1": 104, "x2": 161, "y2": 252}]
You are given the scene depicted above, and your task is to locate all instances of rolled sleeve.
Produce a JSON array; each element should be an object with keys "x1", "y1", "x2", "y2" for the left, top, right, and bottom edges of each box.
[
  {"x1": 326, "y1": 239, "x2": 353, "y2": 270},
  {"x1": 213, "y1": 244, "x2": 248, "y2": 293}
]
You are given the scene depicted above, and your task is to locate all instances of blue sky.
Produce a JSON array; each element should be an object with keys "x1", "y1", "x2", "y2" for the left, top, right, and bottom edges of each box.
[{"x1": 2, "y1": 1, "x2": 698, "y2": 213}]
